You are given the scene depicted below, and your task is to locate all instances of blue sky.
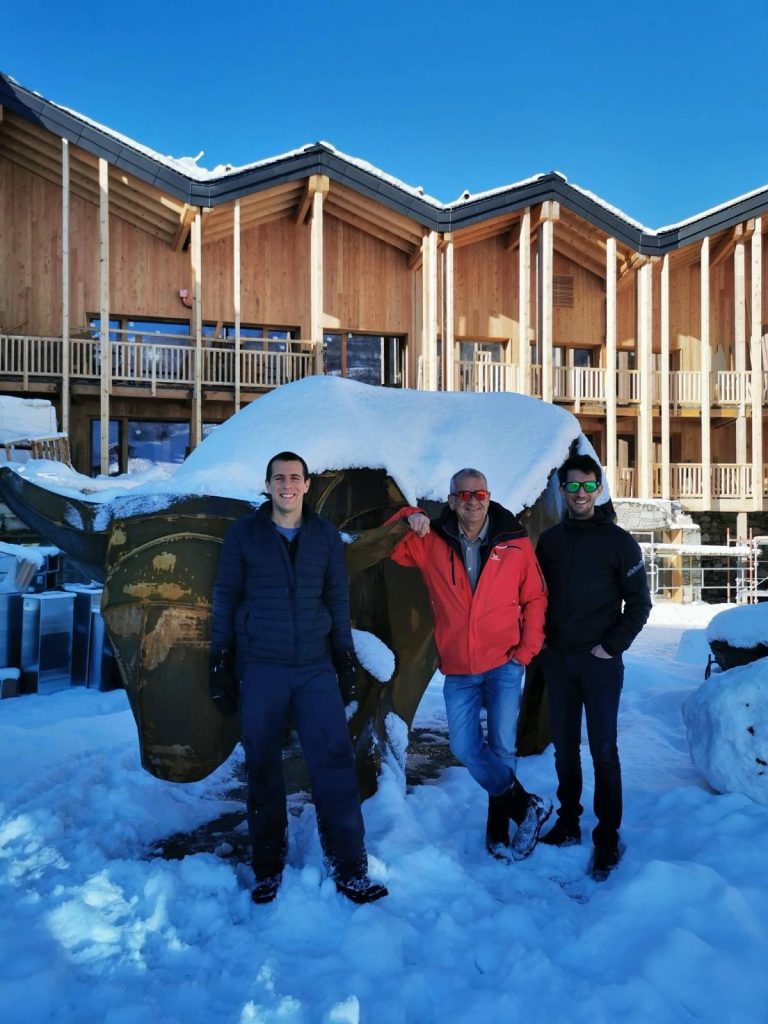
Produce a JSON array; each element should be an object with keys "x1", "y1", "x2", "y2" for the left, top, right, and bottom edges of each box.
[{"x1": 3, "y1": 0, "x2": 768, "y2": 228}]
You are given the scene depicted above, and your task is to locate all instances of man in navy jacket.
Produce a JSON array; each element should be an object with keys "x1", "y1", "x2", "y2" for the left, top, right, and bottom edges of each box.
[
  {"x1": 535, "y1": 454, "x2": 651, "y2": 881},
  {"x1": 209, "y1": 451, "x2": 387, "y2": 905}
]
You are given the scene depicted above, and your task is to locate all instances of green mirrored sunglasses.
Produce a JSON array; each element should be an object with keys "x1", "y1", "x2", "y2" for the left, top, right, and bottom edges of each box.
[{"x1": 563, "y1": 480, "x2": 599, "y2": 494}]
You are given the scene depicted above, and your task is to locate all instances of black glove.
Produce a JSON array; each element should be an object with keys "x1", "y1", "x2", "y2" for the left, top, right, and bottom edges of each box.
[
  {"x1": 209, "y1": 648, "x2": 239, "y2": 717},
  {"x1": 332, "y1": 649, "x2": 358, "y2": 704}
]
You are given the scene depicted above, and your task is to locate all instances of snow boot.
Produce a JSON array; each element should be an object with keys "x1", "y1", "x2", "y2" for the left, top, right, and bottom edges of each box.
[
  {"x1": 251, "y1": 872, "x2": 282, "y2": 904},
  {"x1": 539, "y1": 818, "x2": 582, "y2": 847},
  {"x1": 485, "y1": 793, "x2": 512, "y2": 861},
  {"x1": 335, "y1": 875, "x2": 389, "y2": 904},
  {"x1": 510, "y1": 793, "x2": 553, "y2": 861},
  {"x1": 590, "y1": 844, "x2": 621, "y2": 882}
]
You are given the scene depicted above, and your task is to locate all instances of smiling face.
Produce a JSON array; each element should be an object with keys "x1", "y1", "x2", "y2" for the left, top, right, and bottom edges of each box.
[
  {"x1": 265, "y1": 459, "x2": 310, "y2": 523},
  {"x1": 562, "y1": 469, "x2": 602, "y2": 519},
  {"x1": 448, "y1": 471, "x2": 490, "y2": 540}
]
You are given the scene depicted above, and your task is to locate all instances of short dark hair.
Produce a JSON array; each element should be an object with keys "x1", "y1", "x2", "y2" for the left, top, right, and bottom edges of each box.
[
  {"x1": 266, "y1": 451, "x2": 309, "y2": 481},
  {"x1": 557, "y1": 454, "x2": 602, "y2": 486}
]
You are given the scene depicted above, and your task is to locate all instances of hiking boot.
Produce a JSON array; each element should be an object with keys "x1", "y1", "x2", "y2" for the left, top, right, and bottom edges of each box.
[
  {"x1": 335, "y1": 875, "x2": 389, "y2": 905},
  {"x1": 251, "y1": 873, "x2": 282, "y2": 904},
  {"x1": 510, "y1": 793, "x2": 553, "y2": 861},
  {"x1": 539, "y1": 819, "x2": 582, "y2": 847},
  {"x1": 590, "y1": 845, "x2": 621, "y2": 882},
  {"x1": 485, "y1": 793, "x2": 511, "y2": 861}
]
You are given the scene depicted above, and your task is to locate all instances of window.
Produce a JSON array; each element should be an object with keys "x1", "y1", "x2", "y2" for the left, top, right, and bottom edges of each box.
[
  {"x1": 323, "y1": 333, "x2": 406, "y2": 387},
  {"x1": 90, "y1": 419, "x2": 121, "y2": 477},
  {"x1": 91, "y1": 418, "x2": 218, "y2": 476}
]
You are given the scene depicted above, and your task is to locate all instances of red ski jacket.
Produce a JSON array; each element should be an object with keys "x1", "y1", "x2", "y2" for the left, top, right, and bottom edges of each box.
[{"x1": 388, "y1": 501, "x2": 547, "y2": 675}]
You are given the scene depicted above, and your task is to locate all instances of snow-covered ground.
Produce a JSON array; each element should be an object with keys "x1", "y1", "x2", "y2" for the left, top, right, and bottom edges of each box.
[{"x1": 1, "y1": 601, "x2": 766, "y2": 1024}]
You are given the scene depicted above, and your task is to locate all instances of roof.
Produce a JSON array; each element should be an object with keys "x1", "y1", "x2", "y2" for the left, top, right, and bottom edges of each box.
[{"x1": 3, "y1": 71, "x2": 768, "y2": 256}]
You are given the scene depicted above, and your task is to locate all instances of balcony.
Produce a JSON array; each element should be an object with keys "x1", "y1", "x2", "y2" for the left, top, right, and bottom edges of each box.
[
  {"x1": 0, "y1": 331, "x2": 321, "y2": 395},
  {"x1": 456, "y1": 359, "x2": 768, "y2": 408}
]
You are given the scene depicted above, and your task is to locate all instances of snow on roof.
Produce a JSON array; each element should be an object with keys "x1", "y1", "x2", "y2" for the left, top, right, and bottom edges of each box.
[{"x1": 705, "y1": 604, "x2": 768, "y2": 649}]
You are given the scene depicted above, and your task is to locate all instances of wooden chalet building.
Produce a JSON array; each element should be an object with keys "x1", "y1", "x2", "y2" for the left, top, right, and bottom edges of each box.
[{"x1": 1, "y1": 73, "x2": 766, "y2": 520}]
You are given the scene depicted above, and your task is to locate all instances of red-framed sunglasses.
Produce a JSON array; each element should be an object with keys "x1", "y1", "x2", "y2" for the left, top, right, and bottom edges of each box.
[{"x1": 451, "y1": 489, "x2": 490, "y2": 502}]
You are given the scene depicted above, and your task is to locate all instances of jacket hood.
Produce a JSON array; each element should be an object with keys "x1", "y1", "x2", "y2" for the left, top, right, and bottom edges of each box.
[{"x1": 433, "y1": 500, "x2": 526, "y2": 543}]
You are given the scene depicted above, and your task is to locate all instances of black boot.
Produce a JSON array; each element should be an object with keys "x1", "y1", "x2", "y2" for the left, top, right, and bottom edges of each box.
[
  {"x1": 590, "y1": 844, "x2": 621, "y2": 882},
  {"x1": 335, "y1": 875, "x2": 389, "y2": 904},
  {"x1": 539, "y1": 818, "x2": 582, "y2": 847},
  {"x1": 485, "y1": 793, "x2": 511, "y2": 861},
  {"x1": 251, "y1": 872, "x2": 282, "y2": 904}
]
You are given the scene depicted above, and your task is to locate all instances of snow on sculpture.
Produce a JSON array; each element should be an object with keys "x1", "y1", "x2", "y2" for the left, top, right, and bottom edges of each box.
[{"x1": 0, "y1": 378, "x2": 603, "y2": 793}]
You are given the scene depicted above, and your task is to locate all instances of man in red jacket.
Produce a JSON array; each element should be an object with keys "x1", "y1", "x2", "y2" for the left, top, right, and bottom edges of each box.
[{"x1": 390, "y1": 468, "x2": 551, "y2": 861}]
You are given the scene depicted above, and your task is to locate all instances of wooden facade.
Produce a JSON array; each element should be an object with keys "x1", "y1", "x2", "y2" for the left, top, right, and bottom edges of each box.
[{"x1": 0, "y1": 74, "x2": 766, "y2": 513}]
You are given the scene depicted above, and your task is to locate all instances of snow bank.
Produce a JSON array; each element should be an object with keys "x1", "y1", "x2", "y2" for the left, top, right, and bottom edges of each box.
[
  {"x1": 0, "y1": 396, "x2": 57, "y2": 443},
  {"x1": 706, "y1": 604, "x2": 768, "y2": 649},
  {"x1": 682, "y1": 661, "x2": 768, "y2": 806}
]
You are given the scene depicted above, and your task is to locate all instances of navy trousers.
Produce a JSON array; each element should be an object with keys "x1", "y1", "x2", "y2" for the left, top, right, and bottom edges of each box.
[
  {"x1": 239, "y1": 660, "x2": 366, "y2": 881},
  {"x1": 539, "y1": 649, "x2": 624, "y2": 851}
]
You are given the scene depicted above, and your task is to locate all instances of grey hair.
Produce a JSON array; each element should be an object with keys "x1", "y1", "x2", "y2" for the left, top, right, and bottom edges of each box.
[{"x1": 449, "y1": 468, "x2": 488, "y2": 494}]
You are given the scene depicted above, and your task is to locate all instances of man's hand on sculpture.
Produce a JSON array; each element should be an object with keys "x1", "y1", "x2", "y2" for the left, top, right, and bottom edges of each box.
[
  {"x1": 406, "y1": 512, "x2": 430, "y2": 537},
  {"x1": 209, "y1": 648, "x2": 240, "y2": 716}
]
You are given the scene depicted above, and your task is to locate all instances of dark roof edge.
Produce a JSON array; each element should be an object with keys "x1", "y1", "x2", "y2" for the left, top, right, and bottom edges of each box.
[{"x1": 3, "y1": 72, "x2": 768, "y2": 252}]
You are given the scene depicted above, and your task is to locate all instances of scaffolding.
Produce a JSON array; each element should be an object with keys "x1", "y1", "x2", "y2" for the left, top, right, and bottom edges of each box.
[{"x1": 639, "y1": 535, "x2": 766, "y2": 604}]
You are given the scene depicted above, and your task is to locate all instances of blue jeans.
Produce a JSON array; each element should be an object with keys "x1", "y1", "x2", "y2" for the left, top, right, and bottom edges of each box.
[{"x1": 443, "y1": 659, "x2": 524, "y2": 797}]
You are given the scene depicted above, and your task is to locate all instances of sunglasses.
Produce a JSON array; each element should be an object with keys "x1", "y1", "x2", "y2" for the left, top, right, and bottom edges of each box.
[
  {"x1": 451, "y1": 489, "x2": 490, "y2": 502},
  {"x1": 563, "y1": 480, "x2": 599, "y2": 494}
]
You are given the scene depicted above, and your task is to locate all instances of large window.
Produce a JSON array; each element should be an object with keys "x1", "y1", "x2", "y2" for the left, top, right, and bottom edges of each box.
[
  {"x1": 323, "y1": 333, "x2": 405, "y2": 387},
  {"x1": 90, "y1": 418, "x2": 218, "y2": 476}
]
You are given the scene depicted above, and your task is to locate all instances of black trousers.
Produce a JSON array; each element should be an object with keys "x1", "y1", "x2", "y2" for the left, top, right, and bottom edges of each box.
[
  {"x1": 239, "y1": 659, "x2": 366, "y2": 881},
  {"x1": 539, "y1": 649, "x2": 624, "y2": 851}
]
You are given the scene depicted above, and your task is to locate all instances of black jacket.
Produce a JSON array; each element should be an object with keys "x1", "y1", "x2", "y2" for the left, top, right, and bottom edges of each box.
[
  {"x1": 535, "y1": 506, "x2": 651, "y2": 656},
  {"x1": 210, "y1": 502, "x2": 353, "y2": 666}
]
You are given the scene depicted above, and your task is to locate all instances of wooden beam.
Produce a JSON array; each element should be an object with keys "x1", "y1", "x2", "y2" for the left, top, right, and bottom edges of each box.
[
  {"x1": 637, "y1": 261, "x2": 653, "y2": 498},
  {"x1": 660, "y1": 254, "x2": 670, "y2": 500},
  {"x1": 750, "y1": 218, "x2": 763, "y2": 511},
  {"x1": 233, "y1": 199, "x2": 241, "y2": 413},
  {"x1": 710, "y1": 224, "x2": 744, "y2": 269},
  {"x1": 328, "y1": 182, "x2": 423, "y2": 241},
  {"x1": 191, "y1": 210, "x2": 203, "y2": 449},
  {"x1": 605, "y1": 236, "x2": 617, "y2": 492},
  {"x1": 422, "y1": 231, "x2": 439, "y2": 391},
  {"x1": 325, "y1": 202, "x2": 418, "y2": 255},
  {"x1": 98, "y1": 157, "x2": 110, "y2": 475},
  {"x1": 538, "y1": 214, "x2": 554, "y2": 403},
  {"x1": 734, "y1": 238, "x2": 747, "y2": 470},
  {"x1": 700, "y1": 236, "x2": 712, "y2": 508},
  {"x1": 503, "y1": 223, "x2": 521, "y2": 251},
  {"x1": 310, "y1": 184, "x2": 324, "y2": 371},
  {"x1": 518, "y1": 208, "x2": 531, "y2": 396},
  {"x1": 61, "y1": 138, "x2": 70, "y2": 436},
  {"x1": 444, "y1": 235, "x2": 455, "y2": 390},
  {"x1": 172, "y1": 205, "x2": 196, "y2": 252}
]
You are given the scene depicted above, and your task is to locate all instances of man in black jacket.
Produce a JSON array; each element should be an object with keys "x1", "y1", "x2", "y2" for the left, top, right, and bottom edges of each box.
[
  {"x1": 535, "y1": 454, "x2": 651, "y2": 880},
  {"x1": 209, "y1": 451, "x2": 387, "y2": 905}
]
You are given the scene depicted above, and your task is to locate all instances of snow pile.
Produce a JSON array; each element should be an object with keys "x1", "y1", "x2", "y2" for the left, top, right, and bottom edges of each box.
[
  {"x1": 351, "y1": 629, "x2": 395, "y2": 683},
  {"x1": 0, "y1": 396, "x2": 57, "y2": 443},
  {"x1": 706, "y1": 604, "x2": 768, "y2": 649},
  {"x1": 682, "y1": 661, "x2": 768, "y2": 806}
]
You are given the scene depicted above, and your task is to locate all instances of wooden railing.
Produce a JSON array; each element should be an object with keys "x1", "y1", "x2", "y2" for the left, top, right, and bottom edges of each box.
[
  {"x1": 0, "y1": 332, "x2": 320, "y2": 392},
  {"x1": 456, "y1": 360, "x2": 518, "y2": 393}
]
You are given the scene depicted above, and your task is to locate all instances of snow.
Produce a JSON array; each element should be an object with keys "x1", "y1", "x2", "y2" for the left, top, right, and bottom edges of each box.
[
  {"x1": 705, "y1": 603, "x2": 768, "y2": 648},
  {"x1": 0, "y1": 395, "x2": 57, "y2": 444},
  {"x1": 1, "y1": 602, "x2": 767, "y2": 1023},
  {"x1": 351, "y1": 630, "x2": 395, "y2": 684},
  {"x1": 683, "y1": 659, "x2": 768, "y2": 806}
]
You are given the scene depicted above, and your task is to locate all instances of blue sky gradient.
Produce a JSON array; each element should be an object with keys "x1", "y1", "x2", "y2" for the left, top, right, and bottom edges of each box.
[{"x1": 4, "y1": 0, "x2": 768, "y2": 227}]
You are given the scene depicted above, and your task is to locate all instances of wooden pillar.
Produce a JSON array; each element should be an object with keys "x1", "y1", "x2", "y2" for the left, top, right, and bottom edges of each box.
[
  {"x1": 61, "y1": 139, "x2": 70, "y2": 437},
  {"x1": 443, "y1": 234, "x2": 455, "y2": 390},
  {"x1": 538, "y1": 204, "x2": 555, "y2": 403},
  {"x1": 700, "y1": 237, "x2": 712, "y2": 508},
  {"x1": 309, "y1": 175, "x2": 329, "y2": 374},
  {"x1": 734, "y1": 238, "x2": 747, "y2": 472},
  {"x1": 233, "y1": 199, "x2": 241, "y2": 412},
  {"x1": 98, "y1": 158, "x2": 110, "y2": 475},
  {"x1": 637, "y1": 260, "x2": 653, "y2": 498},
  {"x1": 422, "y1": 230, "x2": 439, "y2": 391},
  {"x1": 191, "y1": 211, "x2": 202, "y2": 449},
  {"x1": 605, "y1": 236, "x2": 617, "y2": 491},
  {"x1": 518, "y1": 207, "x2": 531, "y2": 395},
  {"x1": 751, "y1": 218, "x2": 764, "y2": 511},
  {"x1": 660, "y1": 253, "x2": 671, "y2": 499}
]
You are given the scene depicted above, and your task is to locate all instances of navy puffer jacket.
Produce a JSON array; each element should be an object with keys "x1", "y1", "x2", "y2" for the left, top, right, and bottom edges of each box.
[{"x1": 210, "y1": 502, "x2": 354, "y2": 667}]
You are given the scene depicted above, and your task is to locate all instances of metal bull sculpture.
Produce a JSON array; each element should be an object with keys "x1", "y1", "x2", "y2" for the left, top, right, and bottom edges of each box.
[{"x1": 0, "y1": 463, "x2": 559, "y2": 796}]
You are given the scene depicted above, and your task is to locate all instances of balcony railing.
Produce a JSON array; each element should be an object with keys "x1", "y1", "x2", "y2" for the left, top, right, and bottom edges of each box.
[
  {"x1": 1, "y1": 332, "x2": 321, "y2": 392},
  {"x1": 649, "y1": 463, "x2": 767, "y2": 500}
]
